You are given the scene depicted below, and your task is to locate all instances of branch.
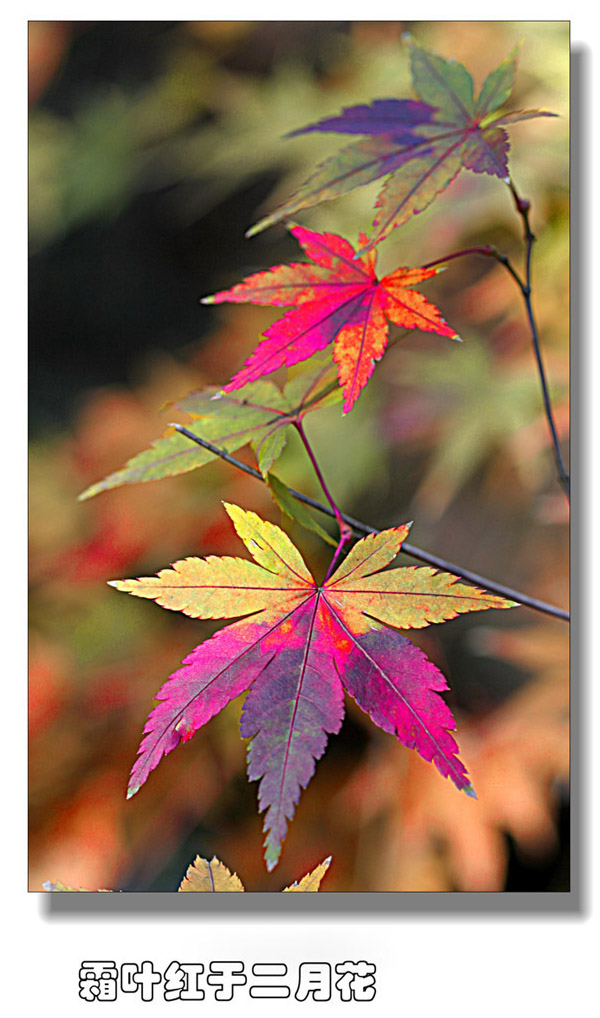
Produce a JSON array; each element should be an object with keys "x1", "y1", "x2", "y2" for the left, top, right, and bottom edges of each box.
[
  {"x1": 171, "y1": 424, "x2": 569, "y2": 624},
  {"x1": 509, "y1": 179, "x2": 570, "y2": 497},
  {"x1": 423, "y1": 190, "x2": 570, "y2": 499}
]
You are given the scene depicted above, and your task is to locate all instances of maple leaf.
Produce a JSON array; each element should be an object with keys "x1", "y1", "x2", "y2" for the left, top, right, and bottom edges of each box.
[
  {"x1": 202, "y1": 225, "x2": 459, "y2": 413},
  {"x1": 178, "y1": 855, "x2": 245, "y2": 892},
  {"x1": 78, "y1": 362, "x2": 341, "y2": 499},
  {"x1": 282, "y1": 855, "x2": 331, "y2": 892},
  {"x1": 179, "y1": 853, "x2": 331, "y2": 892},
  {"x1": 248, "y1": 38, "x2": 557, "y2": 247},
  {"x1": 110, "y1": 504, "x2": 515, "y2": 870}
]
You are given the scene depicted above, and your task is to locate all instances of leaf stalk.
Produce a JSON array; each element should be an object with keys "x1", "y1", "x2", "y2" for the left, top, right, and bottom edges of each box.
[{"x1": 293, "y1": 419, "x2": 353, "y2": 580}]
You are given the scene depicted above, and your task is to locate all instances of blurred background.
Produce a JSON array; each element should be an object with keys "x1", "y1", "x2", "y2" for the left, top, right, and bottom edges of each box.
[{"x1": 29, "y1": 20, "x2": 569, "y2": 893}]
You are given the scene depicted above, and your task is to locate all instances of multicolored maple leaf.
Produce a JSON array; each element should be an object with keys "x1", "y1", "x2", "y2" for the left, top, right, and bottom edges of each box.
[
  {"x1": 78, "y1": 361, "x2": 341, "y2": 499},
  {"x1": 248, "y1": 37, "x2": 557, "y2": 247},
  {"x1": 110, "y1": 503, "x2": 515, "y2": 871},
  {"x1": 202, "y1": 225, "x2": 459, "y2": 413}
]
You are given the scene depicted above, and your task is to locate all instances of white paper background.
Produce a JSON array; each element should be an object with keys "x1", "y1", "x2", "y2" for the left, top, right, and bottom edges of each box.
[{"x1": 13, "y1": 5, "x2": 594, "y2": 1015}]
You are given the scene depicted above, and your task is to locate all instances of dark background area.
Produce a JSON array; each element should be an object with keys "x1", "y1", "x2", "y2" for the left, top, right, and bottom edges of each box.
[{"x1": 30, "y1": 21, "x2": 350, "y2": 430}]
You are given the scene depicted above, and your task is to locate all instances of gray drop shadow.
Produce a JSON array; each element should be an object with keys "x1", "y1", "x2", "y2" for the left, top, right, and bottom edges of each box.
[
  {"x1": 41, "y1": 38, "x2": 582, "y2": 923},
  {"x1": 567, "y1": 40, "x2": 586, "y2": 918}
]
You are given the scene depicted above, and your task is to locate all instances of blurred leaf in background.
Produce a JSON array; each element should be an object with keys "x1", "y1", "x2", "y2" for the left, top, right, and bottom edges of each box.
[
  {"x1": 383, "y1": 338, "x2": 567, "y2": 520},
  {"x1": 337, "y1": 616, "x2": 568, "y2": 891}
]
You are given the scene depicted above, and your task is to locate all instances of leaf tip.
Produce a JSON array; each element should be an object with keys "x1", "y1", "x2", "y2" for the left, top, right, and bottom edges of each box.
[
  {"x1": 245, "y1": 221, "x2": 263, "y2": 239},
  {"x1": 200, "y1": 295, "x2": 215, "y2": 305},
  {"x1": 464, "y1": 783, "x2": 477, "y2": 800},
  {"x1": 354, "y1": 240, "x2": 375, "y2": 260},
  {"x1": 340, "y1": 393, "x2": 358, "y2": 415},
  {"x1": 264, "y1": 837, "x2": 282, "y2": 873},
  {"x1": 126, "y1": 784, "x2": 139, "y2": 800},
  {"x1": 106, "y1": 580, "x2": 121, "y2": 588}
]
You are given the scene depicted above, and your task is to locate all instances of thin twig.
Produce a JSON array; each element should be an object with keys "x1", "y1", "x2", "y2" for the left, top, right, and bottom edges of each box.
[
  {"x1": 509, "y1": 179, "x2": 570, "y2": 497},
  {"x1": 294, "y1": 420, "x2": 343, "y2": 530},
  {"x1": 422, "y1": 245, "x2": 524, "y2": 289},
  {"x1": 294, "y1": 419, "x2": 353, "y2": 580},
  {"x1": 423, "y1": 191, "x2": 570, "y2": 499},
  {"x1": 171, "y1": 423, "x2": 569, "y2": 623}
]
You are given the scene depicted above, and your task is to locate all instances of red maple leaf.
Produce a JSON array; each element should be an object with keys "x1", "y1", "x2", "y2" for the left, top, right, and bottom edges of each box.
[{"x1": 202, "y1": 226, "x2": 459, "y2": 413}]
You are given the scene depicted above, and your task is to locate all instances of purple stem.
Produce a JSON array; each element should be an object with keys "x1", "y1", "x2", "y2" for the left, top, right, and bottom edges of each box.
[
  {"x1": 422, "y1": 244, "x2": 524, "y2": 288},
  {"x1": 294, "y1": 420, "x2": 353, "y2": 581}
]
